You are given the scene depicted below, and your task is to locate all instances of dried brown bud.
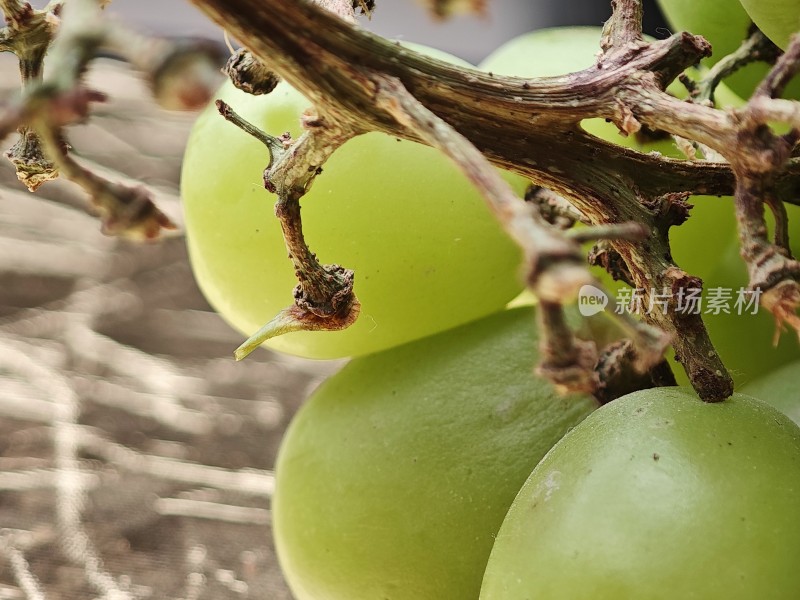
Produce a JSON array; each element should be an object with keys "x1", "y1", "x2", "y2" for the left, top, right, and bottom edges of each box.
[
  {"x1": 4, "y1": 129, "x2": 59, "y2": 191},
  {"x1": 149, "y1": 40, "x2": 226, "y2": 111},
  {"x1": 224, "y1": 48, "x2": 281, "y2": 96}
]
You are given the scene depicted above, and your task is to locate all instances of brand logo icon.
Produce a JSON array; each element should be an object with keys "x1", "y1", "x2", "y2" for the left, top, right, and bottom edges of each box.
[{"x1": 578, "y1": 284, "x2": 608, "y2": 317}]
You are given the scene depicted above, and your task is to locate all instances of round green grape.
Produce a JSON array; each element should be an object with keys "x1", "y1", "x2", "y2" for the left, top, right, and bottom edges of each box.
[
  {"x1": 273, "y1": 307, "x2": 598, "y2": 600},
  {"x1": 657, "y1": 0, "x2": 800, "y2": 99},
  {"x1": 742, "y1": 359, "x2": 800, "y2": 425},
  {"x1": 738, "y1": 0, "x2": 800, "y2": 50},
  {"x1": 181, "y1": 44, "x2": 526, "y2": 359},
  {"x1": 480, "y1": 387, "x2": 800, "y2": 600}
]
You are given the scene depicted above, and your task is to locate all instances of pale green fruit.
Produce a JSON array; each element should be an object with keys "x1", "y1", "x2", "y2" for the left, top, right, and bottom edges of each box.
[
  {"x1": 480, "y1": 387, "x2": 800, "y2": 600},
  {"x1": 657, "y1": 0, "x2": 800, "y2": 99},
  {"x1": 273, "y1": 307, "x2": 598, "y2": 600},
  {"x1": 742, "y1": 359, "x2": 800, "y2": 425},
  {"x1": 739, "y1": 0, "x2": 800, "y2": 50},
  {"x1": 696, "y1": 218, "x2": 800, "y2": 386},
  {"x1": 181, "y1": 44, "x2": 526, "y2": 360}
]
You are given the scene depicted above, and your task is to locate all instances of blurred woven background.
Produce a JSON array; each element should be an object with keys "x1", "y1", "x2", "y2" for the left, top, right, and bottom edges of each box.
[
  {"x1": 0, "y1": 2, "x2": 668, "y2": 598},
  {"x1": 0, "y1": 55, "x2": 345, "y2": 598}
]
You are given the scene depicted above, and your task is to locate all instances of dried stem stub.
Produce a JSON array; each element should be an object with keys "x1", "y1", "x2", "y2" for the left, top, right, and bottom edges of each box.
[{"x1": 214, "y1": 98, "x2": 361, "y2": 360}]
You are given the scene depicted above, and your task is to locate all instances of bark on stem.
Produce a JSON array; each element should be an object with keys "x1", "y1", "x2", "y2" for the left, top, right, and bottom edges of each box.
[
  {"x1": 189, "y1": 0, "x2": 748, "y2": 399},
  {"x1": 215, "y1": 100, "x2": 362, "y2": 361}
]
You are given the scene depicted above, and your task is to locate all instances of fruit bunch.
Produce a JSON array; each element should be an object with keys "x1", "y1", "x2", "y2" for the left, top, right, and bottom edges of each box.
[{"x1": 181, "y1": 8, "x2": 800, "y2": 600}]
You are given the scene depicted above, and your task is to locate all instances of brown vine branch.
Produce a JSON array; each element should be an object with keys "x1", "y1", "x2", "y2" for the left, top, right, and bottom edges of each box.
[
  {"x1": 603, "y1": 25, "x2": 800, "y2": 345},
  {"x1": 374, "y1": 75, "x2": 671, "y2": 392},
  {"x1": 566, "y1": 222, "x2": 649, "y2": 244},
  {"x1": 48, "y1": 0, "x2": 223, "y2": 111},
  {"x1": 0, "y1": 0, "x2": 37, "y2": 27},
  {"x1": 732, "y1": 37, "x2": 800, "y2": 337},
  {"x1": 594, "y1": 339, "x2": 677, "y2": 404},
  {"x1": 188, "y1": 0, "x2": 749, "y2": 399},
  {"x1": 0, "y1": 0, "x2": 222, "y2": 237},
  {"x1": 524, "y1": 186, "x2": 586, "y2": 228},
  {"x1": 1, "y1": 0, "x2": 60, "y2": 190},
  {"x1": 766, "y1": 194, "x2": 792, "y2": 254},
  {"x1": 215, "y1": 99, "x2": 285, "y2": 158},
  {"x1": 189, "y1": 0, "x2": 799, "y2": 202},
  {"x1": 536, "y1": 301, "x2": 599, "y2": 394},
  {"x1": 691, "y1": 28, "x2": 782, "y2": 106},
  {"x1": 373, "y1": 78, "x2": 588, "y2": 301},
  {"x1": 34, "y1": 120, "x2": 176, "y2": 239},
  {"x1": 601, "y1": 0, "x2": 643, "y2": 50},
  {"x1": 221, "y1": 0, "x2": 371, "y2": 359},
  {"x1": 754, "y1": 33, "x2": 800, "y2": 100},
  {"x1": 0, "y1": 0, "x2": 780, "y2": 399},
  {"x1": 679, "y1": 28, "x2": 782, "y2": 161},
  {"x1": 212, "y1": 100, "x2": 362, "y2": 361}
]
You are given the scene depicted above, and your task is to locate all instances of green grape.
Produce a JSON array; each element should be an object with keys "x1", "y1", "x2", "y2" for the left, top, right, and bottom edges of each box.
[
  {"x1": 657, "y1": 0, "x2": 800, "y2": 99},
  {"x1": 480, "y1": 387, "x2": 800, "y2": 600},
  {"x1": 181, "y1": 44, "x2": 527, "y2": 359},
  {"x1": 696, "y1": 219, "x2": 800, "y2": 386},
  {"x1": 273, "y1": 307, "x2": 598, "y2": 600},
  {"x1": 742, "y1": 359, "x2": 800, "y2": 425},
  {"x1": 738, "y1": 0, "x2": 800, "y2": 50}
]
